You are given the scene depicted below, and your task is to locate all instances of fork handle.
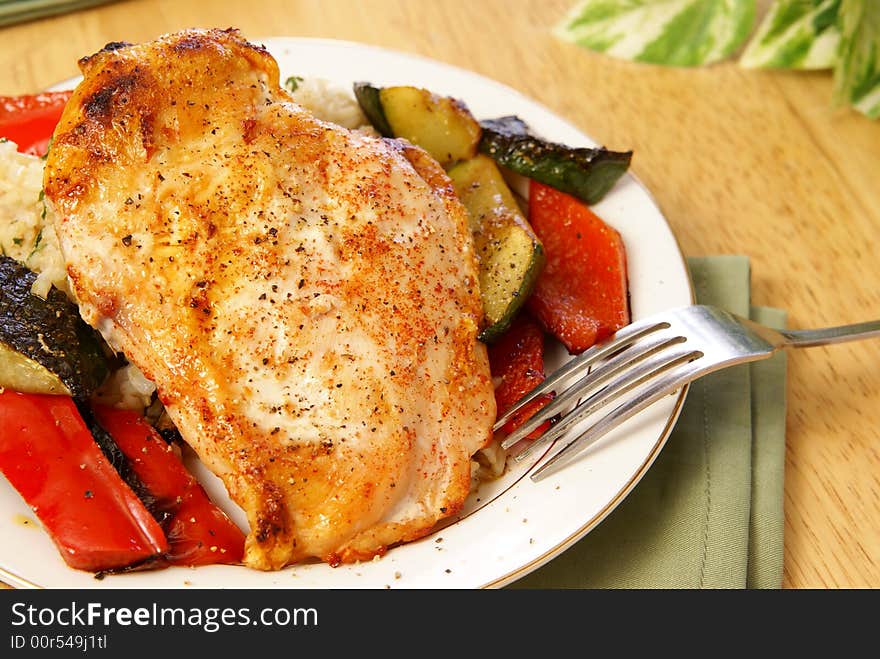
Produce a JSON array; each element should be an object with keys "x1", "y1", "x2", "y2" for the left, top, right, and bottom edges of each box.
[{"x1": 781, "y1": 319, "x2": 880, "y2": 348}]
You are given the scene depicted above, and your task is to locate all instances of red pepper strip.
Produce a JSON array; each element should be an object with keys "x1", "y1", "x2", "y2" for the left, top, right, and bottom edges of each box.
[
  {"x1": 0, "y1": 91, "x2": 73, "y2": 156},
  {"x1": 525, "y1": 180, "x2": 630, "y2": 355},
  {"x1": 91, "y1": 405, "x2": 245, "y2": 566},
  {"x1": 0, "y1": 390, "x2": 168, "y2": 572},
  {"x1": 488, "y1": 312, "x2": 555, "y2": 438}
]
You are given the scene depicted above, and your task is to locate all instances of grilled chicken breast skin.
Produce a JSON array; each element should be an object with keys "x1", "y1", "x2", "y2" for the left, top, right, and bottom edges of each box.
[{"x1": 43, "y1": 28, "x2": 496, "y2": 570}]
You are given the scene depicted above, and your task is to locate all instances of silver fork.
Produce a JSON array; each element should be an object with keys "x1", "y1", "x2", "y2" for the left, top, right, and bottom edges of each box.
[{"x1": 497, "y1": 304, "x2": 880, "y2": 482}]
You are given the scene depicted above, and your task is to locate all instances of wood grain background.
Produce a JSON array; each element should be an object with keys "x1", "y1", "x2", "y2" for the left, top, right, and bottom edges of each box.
[{"x1": 0, "y1": 0, "x2": 878, "y2": 588}]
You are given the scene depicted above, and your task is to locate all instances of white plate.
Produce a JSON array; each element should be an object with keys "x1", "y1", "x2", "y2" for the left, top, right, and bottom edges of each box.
[{"x1": 0, "y1": 37, "x2": 693, "y2": 589}]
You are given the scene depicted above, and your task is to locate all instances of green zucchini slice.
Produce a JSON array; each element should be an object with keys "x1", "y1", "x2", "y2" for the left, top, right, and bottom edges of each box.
[
  {"x1": 479, "y1": 115, "x2": 632, "y2": 205},
  {"x1": 353, "y1": 82, "x2": 394, "y2": 138},
  {"x1": 0, "y1": 255, "x2": 110, "y2": 398},
  {"x1": 353, "y1": 82, "x2": 482, "y2": 167},
  {"x1": 447, "y1": 155, "x2": 544, "y2": 343}
]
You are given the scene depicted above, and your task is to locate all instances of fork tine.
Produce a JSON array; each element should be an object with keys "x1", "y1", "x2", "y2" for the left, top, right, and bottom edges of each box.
[
  {"x1": 493, "y1": 319, "x2": 670, "y2": 432},
  {"x1": 528, "y1": 361, "x2": 703, "y2": 482},
  {"x1": 499, "y1": 332, "x2": 687, "y2": 450},
  {"x1": 512, "y1": 345, "x2": 703, "y2": 467}
]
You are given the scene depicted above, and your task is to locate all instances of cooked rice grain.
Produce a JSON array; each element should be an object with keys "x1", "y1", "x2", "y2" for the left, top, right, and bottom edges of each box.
[
  {"x1": 288, "y1": 78, "x2": 372, "y2": 131},
  {"x1": 0, "y1": 140, "x2": 68, "y2": 298}
]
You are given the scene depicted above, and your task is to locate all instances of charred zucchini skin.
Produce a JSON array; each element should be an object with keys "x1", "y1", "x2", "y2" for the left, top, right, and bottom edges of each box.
[
  {"x1": 479, "y1": 116, "x2": 632, "y2": 205},
  {"x1": 0, "y1": 256, "x2": 109, "y2": 398},
  {"x1": 353, "y1": 82, "x2": 394, "y2": 138},
  {"x1": 447, "y1": 156, "x2": 545, "y2": 343}
]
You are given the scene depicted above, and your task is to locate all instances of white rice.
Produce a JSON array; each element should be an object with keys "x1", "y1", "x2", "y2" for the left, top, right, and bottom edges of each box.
[
  {"x1": 0, "y1": 140, "x2": 68, "y2": 299},
  {"x1": 287, "y1": 77, "x2": 375, "y2": 133},
  {"x1": 91, "y1": 363, "x2": 158, "y2": 410}
]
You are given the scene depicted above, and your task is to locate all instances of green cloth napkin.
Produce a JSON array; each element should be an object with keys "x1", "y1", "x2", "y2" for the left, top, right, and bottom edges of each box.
[
  {"x1": 513, "y1": 255, "x2": 787, "y2": 589},
  {"x1": 0, "y1": 0, "x2": 117, "y2": 28}
]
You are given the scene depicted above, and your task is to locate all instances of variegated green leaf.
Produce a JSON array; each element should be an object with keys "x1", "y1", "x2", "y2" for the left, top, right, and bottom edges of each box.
[
  {"x1": 834, "y1": 0, "x2": 880, "y2": 119},
  {"x1": 554, "y1": 0, "x2": 757, "y2": 67},
  {"x1": 739, "y1": 0, "x2": 841, "y2": 69}
]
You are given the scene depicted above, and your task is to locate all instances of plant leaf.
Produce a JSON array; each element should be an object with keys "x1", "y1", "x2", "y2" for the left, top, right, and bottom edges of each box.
[
  {"x1": 834, "y1": 0, "x2": 880, "y2": 119},
  {"x1": 554, "y1": 0, "x2": 757, "y2": 67},
  {"x1": 739, "y1": 0, "x2": 841, "y2": 69}
]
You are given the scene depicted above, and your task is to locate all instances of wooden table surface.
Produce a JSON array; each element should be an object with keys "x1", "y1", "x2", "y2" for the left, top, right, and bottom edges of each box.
[{"x1": 1, "y1": 0, "x2": 878, "y2": 589}]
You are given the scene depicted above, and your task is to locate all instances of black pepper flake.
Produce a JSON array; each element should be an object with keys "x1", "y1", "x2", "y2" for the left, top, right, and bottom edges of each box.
[
  {"x1": 121, "y1": 235, "x2": 133, "y2": 246},
  {"x1": 297, "y1": 279, "x2": 305, "y2": 289},
  {"x1": 440, "y1": 507, "x2": 447, "y2": 513},
  {"x1": 262, "y1": 358, "x2": 269, "y2": 365},
  {"x1": 84, "y1": 490, "x2": 93, "y2": 499},
  {"x1": 124, "y1": 197, "x2": 134, "y2": 205}
]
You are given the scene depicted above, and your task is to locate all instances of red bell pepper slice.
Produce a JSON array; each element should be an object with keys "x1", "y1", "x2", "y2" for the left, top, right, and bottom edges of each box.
[
  {"x1": 525, "y1": 181, "x2": 630, "y2": 354},
  {"x1": 488, "y1": 312, "x2": 554, "y2": 438},
  {"x1": 91, "y1": 405, "x2": 245, "y2": 566},
  {"x1": 0, "y1": 91, "x2": 72, "y2": 157},
  {"x1": 0, "y1": 390, "x2": 168, "y2": 572}
]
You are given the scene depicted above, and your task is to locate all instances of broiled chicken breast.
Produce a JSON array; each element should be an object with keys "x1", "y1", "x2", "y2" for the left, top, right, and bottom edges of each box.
[{"x1": 43, "y1": 28, "x2": 495, "y2": 570}]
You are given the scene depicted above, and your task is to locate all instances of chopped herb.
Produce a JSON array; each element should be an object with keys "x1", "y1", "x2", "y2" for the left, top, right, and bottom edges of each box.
[
  {"x1": 40, "y1": 136, "x2": 54, "y2": 160},
  {"x1": 27, "y1": 228, "x2": 43, "y2": 260},
  {"x1": 37, "y1": 189, "x2": 49, "y2": 222},
  {"x1": 284, "y1": 75, "x2": 305, "y2": 93}
]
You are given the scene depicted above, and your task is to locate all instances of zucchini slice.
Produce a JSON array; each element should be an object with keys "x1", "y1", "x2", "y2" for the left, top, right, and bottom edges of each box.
[
  {"x1": 352, "y1": 82, "x2": 393, "y2": 137},
  {"x1": 479, "y1": 115, "x2": 632, "y2": 205},
  {"x1": 448, "y1": 155, "x2": 545, "y2": 342},
  {"x1": 353, "y1": 83, "x2": 482, "y2": 167},
  {"x1": 0, "y1": 255, "x2": 109, "y2": 398}
]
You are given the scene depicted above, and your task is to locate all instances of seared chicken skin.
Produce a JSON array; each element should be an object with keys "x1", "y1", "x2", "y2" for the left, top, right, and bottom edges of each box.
[{"x1": 43, "y1": 28, "x2": 495, "y2": 570}]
